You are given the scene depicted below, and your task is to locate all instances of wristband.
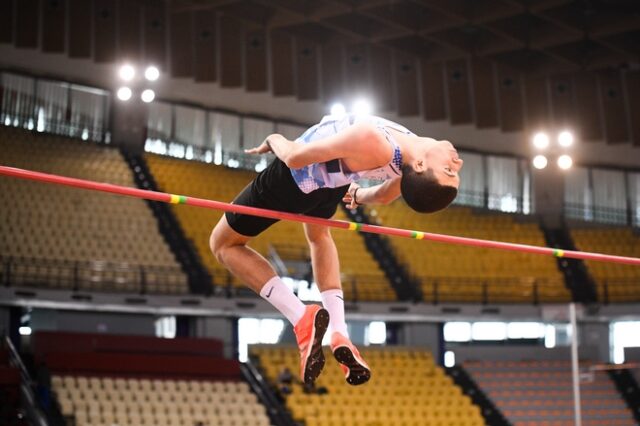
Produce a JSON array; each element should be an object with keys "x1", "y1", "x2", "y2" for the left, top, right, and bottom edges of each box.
[{"x1": 353, "y1": 188, "x2": 362, "y2": 206}]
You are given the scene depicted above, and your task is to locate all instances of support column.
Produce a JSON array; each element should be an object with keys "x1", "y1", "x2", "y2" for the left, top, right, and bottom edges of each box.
[{"x1": 194, "y1": 317, "x2": 236, "y2": 359}]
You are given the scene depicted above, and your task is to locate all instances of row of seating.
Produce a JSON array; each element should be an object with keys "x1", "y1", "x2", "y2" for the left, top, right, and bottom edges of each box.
[
  {"x1": 53, "y1": 375, "x2": 247, "y2": 392},
  {"x1": 366, "y1": 203, "x2": 570, "y2": 303},
  {"x1": 0, "y1": 126, "x2": 188, "y2": 294},
  {"x1": 570, "y1": 226, "x2": 640, "y2": 302},
  {"x1": 465, "y1": 360, "x2": 636, "y2": 426},
  {"x1": 252, "y1": 345, "x2": 485, "y2": 426},
  {"x1": 2, "y1": 124, "x2": 637, "y2": 304},
  {"x1": 52, "y1": 375, "x2": 272, "y2": 426},
  {"x1": 516, "y1": 421, "x2": 633, "y2": 426}
]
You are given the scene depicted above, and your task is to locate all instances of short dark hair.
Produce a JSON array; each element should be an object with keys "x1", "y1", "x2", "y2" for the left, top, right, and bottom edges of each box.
[{"x1": 400, "y1": 166, "x2": 458, "y2": 213}]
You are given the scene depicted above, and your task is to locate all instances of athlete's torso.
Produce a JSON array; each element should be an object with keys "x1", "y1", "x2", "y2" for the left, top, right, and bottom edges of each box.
[{"x1": 290, "y1": 115, "x2": 415, "y2": 193}]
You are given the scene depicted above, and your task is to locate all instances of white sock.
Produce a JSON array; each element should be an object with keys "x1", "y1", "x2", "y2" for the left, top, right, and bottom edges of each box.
[
  {"x1": 321, "y1": 289, "x2": 348, "y2": 337},
  {"x1": 259, "y1": 276, "x2": 306, "y2": 325}
]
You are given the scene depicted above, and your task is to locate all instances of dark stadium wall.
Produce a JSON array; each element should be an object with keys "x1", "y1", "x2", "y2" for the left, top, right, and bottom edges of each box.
[
  {"x1": 627, "y1": 348, "x2": 640, "y2": 361},
  {"x1": 0, "y1": 307, "x2": 10, "y2": 337},
  {"x1": 532, "y1": 166, "x2": 565, "y2": 226},
  {"x1": 580, "y1": 322, "x2": 612, "y2": 363},
  {"x1": 453, "y1": 345, "x2": 602, "y2": 363},
  {"x1": 398, "y1": 322, "x2": 442, "y2": 361},
  {"x1": 29, "y1": 309, "x2": 156, "y2": 336},
  {"x1": 0, "y1": 44, "x2": 638, "y2": 169},
  {"x1": 111, "y1": 99, "x2": 148, "y2": 153}
]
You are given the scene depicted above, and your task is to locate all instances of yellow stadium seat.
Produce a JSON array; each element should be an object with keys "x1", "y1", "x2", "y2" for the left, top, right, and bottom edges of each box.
[
  {"x1": 252, "y1": 345, "x2": 486, "y2": 426},
  {"x1": 571, "y1": 226, "x2": 640, "y2": 302},
  {"x1": 0, "y1": 126, "x2": 187, "y2": 294},
  {"x1": 365, "y1": 203, "x2": 569, "y2": 303}
]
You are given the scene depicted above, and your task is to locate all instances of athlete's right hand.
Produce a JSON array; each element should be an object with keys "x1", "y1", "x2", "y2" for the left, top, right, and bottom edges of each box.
[
  {"x1": 343, "y1": 183, "x2": 362, "y2": 209},
  {"x1": 244, "y1": 138, "x2": 273, "y2": 155}
]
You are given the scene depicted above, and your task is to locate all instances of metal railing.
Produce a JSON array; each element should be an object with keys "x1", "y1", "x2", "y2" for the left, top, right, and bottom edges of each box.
[
  {"x1": 4, "y1": 336, "x2": 49, "y2": 426},
  {"x1": 599, "y1": 278, "x2": 640, "y2": 304},
  {"x1": 565, "y1": 202, "x2": 635, "y2": 227},
  {"x1": 0, "y1": 71, "x2": 111, "y2": 144},
  {"x1": 417, "y1": 276, "x2": 569, "y2": 304},
  {"x1": 1, "y1": 255, "x2": 187, "y2": 294}
]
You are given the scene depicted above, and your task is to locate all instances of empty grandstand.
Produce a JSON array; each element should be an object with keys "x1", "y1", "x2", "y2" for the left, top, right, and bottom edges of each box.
[
  {"x1": 366, "y1": 203, "x2": 570, "y2": 303},
  {"x1": 253, "y1": 345, "x2": 485, "y2": 426},
  {"x1": 465, "y1": 360, "x2": 637, "y2": 426},
  {"x1": 0, "y1": 126, "x2": 187, "y2": 294},
  {"x1": 571, "y1": 225, "x2": 640, "y2": 302}
]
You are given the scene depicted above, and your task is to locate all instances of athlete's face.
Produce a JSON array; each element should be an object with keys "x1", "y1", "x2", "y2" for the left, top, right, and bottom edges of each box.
[{"x1": 420, "y1": 139, "x2": 464, "y2": 188}]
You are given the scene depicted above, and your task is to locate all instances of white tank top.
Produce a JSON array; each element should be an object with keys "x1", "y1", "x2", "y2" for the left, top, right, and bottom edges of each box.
[{"x1": 290, "y1": 115, "x2": 414, "y2": 194}]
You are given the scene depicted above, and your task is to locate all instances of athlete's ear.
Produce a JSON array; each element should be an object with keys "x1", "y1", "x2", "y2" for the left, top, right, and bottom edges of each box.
[{"x1": 413, "y1": 158, "x2": 426, "y2": 174}]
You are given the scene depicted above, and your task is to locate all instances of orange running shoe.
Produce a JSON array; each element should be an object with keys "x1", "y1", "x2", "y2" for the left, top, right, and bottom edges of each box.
[
  {"x1": 293, "y1": 305, "x2": 330, "y2": 384},
  {"x1": 330, "y1": 332, "x2": 371, "y2": 386}
]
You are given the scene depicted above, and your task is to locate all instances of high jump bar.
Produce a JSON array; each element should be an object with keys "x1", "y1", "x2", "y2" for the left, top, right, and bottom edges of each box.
[{"x1": 1, "y1": 165, "x2": 639, "y2": 266}]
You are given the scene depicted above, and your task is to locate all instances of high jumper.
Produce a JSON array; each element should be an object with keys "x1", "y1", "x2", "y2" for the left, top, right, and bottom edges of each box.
[{"x1": 210, "y1": 113, "x2": 462, "y2": 386}]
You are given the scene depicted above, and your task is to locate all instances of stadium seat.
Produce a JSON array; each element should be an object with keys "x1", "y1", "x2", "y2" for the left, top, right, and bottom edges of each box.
[
  {"x1": 465, "y1": 360, "x2": 636, "y2": 426},
  {"x1": 0, "y1": 126, "x2": 188, "y2": 294},
  {"x1": 364, "y1": 203, "x2": 569, "y2": 303},
  {"x1": 251, "y1": 345, "x2": 485, "y2": 426},
  {"x1": 571, "y1": 226, "x2": 640, "y2": 302},
  {"x1": 50, "y1": 375, "x2": 271, "y2": 426}
]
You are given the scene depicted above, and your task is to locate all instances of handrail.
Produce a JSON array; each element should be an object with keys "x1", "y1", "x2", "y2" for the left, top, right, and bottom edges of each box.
[
  {"x1": 5, "y1": 336, "x2": 31, "y2": 380},
  {"x1": 4, "y1": 336, "x2": 49, "y2": 426},
  {"x1": 1, "y1": 254, "x2": 187, "y2": 294},
  {"x1": 240, "y1": 361, "x2": 297, "y2": 426}
]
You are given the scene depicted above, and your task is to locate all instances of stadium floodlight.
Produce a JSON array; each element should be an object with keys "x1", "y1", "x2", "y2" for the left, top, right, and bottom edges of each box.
[
  {"x1": 557, "y1": 154, "x2": 573, "y2": 170},
  {"x1": 117, "y1": 87, "x2": 132, "y2": 101},
  {"x1": 141, "y1": 89, "x2": 155, "y2": 103},
  {"x1": 330, "y1": 102, "x2": 346, "y2": 117},
  {"x1": 532, "y1": 155, "x2": 548, "y2": 170},
  {"x1": 145, "y1": 66, "x2": 160, "y2": 81},
  {"x1": 532, "y1": 132, "x2": 550, "y2": 149},
  {"x1": 119, "y1": 64, "x2": 135, "y2": 81},
  {"x1": 558, "y1": 130, "x2": 574, "y2": 147},
  {"x1": 352, "y1": 98, "x2": 372, "y2": 116}
]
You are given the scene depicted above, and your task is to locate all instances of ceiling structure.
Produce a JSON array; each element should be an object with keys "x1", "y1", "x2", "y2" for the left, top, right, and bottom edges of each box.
[
  {"x1": 1, "y1": 0, "x2": 638, "y2": 146},
  {"x1": 177, "y1": 0, "x2": 640, "y2": 75}
]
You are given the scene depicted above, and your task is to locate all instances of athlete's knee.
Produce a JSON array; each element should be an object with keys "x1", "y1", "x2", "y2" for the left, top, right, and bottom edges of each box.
[
  {"x1": 210, "y1": 221, "x2": 249, "y2": 264},
  {"x1": 305, "y1": 225, "x2": 332, "y2": 246},
  {"x1": 209, "y1": 230, "x2": 232, "y2": 264}
]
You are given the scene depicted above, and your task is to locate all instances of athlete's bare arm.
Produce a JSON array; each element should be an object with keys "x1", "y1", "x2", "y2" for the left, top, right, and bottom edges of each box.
[
  {"x1": 245, "y1": 123, "x2": 391, "y2": 171},
  {"x1": 342, "y1": 179, "x2": 401, "y2": 208}
]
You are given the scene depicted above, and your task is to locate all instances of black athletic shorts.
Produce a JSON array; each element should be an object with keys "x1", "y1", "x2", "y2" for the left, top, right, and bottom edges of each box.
[{"x1": 225, "y1": 158, "x2": 349, "y2": 237}]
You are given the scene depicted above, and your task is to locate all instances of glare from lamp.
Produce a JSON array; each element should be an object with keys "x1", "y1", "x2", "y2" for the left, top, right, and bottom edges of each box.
[
  {"x1": 330, "y1": 103, "x2": 346, "y2": 117},
  {"x1": 532, "y1": 155, "x2": 548, "y2": 170},
  {"x1": 558, "y1": 130, "x2": 574, "y2": 147},
  {"x1": 117, "y1": 87, "x2": 132, "y2": 101},
  {"x1": 352, "y1": 99, "x2": 372, "y2": 116},
  {"x1": 119, "y1": 64, "x2": 135, "y2": 81},
  {"x1": 141, "y1": 89, "x2": 155, "y2": 103},
  {"x1": 532, "y1": 132, "x2": 550, "y2": 149},
  {"x1": 557, "y1": 154, "x2": 573, "y2": 170},
  {"x1": 145, "y1": 66, "x2": 160, "y2": 81}
]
